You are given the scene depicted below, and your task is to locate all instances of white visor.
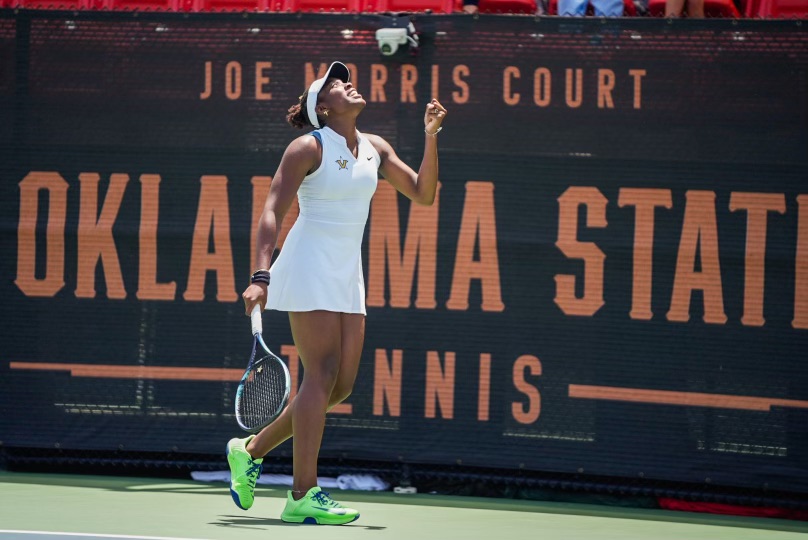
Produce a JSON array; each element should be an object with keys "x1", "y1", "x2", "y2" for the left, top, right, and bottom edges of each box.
[{"x1": 306, "y1": 62, "x2": 351, "y2": 129}]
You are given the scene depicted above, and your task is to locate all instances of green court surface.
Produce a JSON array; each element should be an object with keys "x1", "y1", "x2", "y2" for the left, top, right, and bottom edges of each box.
[{"x1": 0, "y1": 471, "x2": 806, "y2": 540}]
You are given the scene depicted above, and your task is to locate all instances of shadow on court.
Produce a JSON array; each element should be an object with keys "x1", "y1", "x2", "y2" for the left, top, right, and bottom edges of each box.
[{"x1": 211, "y1": 515, "x2": 386, "y2": 531}]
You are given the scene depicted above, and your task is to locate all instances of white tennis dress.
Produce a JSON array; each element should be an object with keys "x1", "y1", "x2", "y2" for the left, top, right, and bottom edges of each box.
[{"x1": 266, "y1": 126, "x2": 380, "y2": 315}]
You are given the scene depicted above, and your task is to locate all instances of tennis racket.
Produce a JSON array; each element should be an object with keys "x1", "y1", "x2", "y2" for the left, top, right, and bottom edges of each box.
[{"x1": 234, "y1": 305, "x2": 291, "y2": 433}]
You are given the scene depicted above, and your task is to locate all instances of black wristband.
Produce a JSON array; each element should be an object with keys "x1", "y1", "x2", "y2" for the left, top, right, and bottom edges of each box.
[{"x1": 250, "y1": 269, "x2": 270, "y2": 285}]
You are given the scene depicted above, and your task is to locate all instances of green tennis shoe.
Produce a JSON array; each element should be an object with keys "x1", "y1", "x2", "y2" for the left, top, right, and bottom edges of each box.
[
  {"x1": 280, "y1": 487, "x2": 360, "y2": 525},
  {"x1": 226, "y1": 435, "x2": 263, "y2": 510}
]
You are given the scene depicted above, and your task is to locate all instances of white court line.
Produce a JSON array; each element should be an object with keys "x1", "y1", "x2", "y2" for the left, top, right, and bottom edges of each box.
[{"x1": 0, "y1": 531, "x2": 212, "y2": 540}]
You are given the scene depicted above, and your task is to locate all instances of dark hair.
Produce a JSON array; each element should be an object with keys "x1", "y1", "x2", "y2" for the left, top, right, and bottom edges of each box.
[{"x1": 286, "y1": 89, "x2": 326, "y2": 130}]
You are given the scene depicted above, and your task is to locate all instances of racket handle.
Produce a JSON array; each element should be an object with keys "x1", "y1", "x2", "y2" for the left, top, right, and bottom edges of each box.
[{"x1": 250, "y1": 304, "x2": 263, "y2": 336}]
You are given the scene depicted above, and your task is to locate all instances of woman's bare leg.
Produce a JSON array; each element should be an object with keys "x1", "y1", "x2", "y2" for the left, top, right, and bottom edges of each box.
[
  {"x1": 245, "y1": 314, "x2": 365, "y2": 457},
  {"x1": 279, "y1": 310, "x2": 341, "y2": 496},
  {"x1": 686, "y1": 0, "x2": 704, "y2": 17},
  {"x1": 665, "y1": 0, "x2": 685, "y2": 15},
  {"x1": 329, "y1": 313, "x2": 365, "y2": 407}
]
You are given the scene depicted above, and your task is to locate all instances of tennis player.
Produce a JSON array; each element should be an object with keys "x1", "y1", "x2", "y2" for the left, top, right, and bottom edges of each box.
[{"x1": 228, "y1": 61, "x2": 446, "y2": 525}]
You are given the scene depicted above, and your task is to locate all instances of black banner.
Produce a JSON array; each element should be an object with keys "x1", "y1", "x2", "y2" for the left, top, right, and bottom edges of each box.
[{"x1": 1, "y1": 11, "x2": 807, "y2": 494}]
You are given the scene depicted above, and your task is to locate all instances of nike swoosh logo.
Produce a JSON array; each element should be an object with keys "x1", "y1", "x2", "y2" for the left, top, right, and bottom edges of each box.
[
  {"x1": 367, "y1": 157, "x2": 373, "y2": 160},
  {"x1": 313, "y1": 507, "x2": 347, "y2": 514}
]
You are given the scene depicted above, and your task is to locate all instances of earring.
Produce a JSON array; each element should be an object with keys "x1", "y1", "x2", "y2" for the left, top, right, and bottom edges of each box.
[{"x1": 323, "y1": 110, "x2": 329, "y2": 117}]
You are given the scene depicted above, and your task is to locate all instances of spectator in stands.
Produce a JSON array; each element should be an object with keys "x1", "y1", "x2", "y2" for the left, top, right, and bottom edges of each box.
[
  {"x1": 665, "y1": 0, "x2": 703, "y2": 16},
  {"x1": 559, "y1": 0, "x2": 623, "y2": 14}
]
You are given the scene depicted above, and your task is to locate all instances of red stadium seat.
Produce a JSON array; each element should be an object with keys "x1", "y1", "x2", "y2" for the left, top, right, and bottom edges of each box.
[
  {"x1": 547, "y1": 0, "x2": 637, "y2": 15},
  {"x1": 743, "y1": 0, "x2": 761, "y2": 16},
  {"x1": 705, "y1": 0, "x2": 741, "y2": 17},
  {"x1": 364, "y1": 0, "x2": 456, "y2": 13},
  {"x1": 280, "y1": 0, "x2": 360, "y2": 11},
  {"x1": 15, "y1": 0, "x2": 88, "y2": 8},
  {"x1": 646, "y1": 0, "x2": 741, "y2": 17},
  {"x1": 755, "y1": 0, "x2": 808, "y2": 17},
  {"x1": 108, "y1": 0, "x2": 179, "y2": 9},
  {"x1": 478, "y1": 0, "x2": 537, "y2": 13},
  {"x1": 197, "y1": 0, "x2": 268, "y2": 10}
]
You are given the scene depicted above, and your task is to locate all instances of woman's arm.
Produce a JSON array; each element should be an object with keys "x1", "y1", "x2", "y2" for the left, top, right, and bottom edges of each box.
[
  {"x1": 368, "y1": 99, "x2": 447, "y2": 206},
  {"x1": 242, "y1": 135, "x2": 319, "y2": 314}
]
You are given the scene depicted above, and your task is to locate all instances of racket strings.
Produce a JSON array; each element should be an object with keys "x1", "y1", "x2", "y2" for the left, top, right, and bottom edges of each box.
[{"x1": 237, "y1": 355, "x2": 288, "y2": 429}]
